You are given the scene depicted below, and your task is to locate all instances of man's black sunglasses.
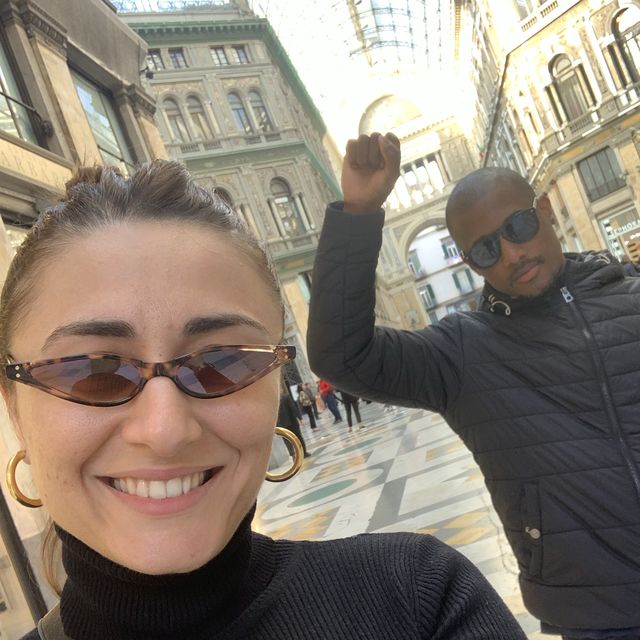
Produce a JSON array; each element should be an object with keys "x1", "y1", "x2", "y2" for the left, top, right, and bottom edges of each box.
[{"x1": 460, "y1": 200, "x2": 540, "y2": 269}]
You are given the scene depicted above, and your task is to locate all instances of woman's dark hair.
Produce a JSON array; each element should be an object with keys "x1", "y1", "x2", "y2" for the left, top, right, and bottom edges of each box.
[
  {"x1": 0, "y1": 160, "x2": 282, "y2": 372},
  {"x1": 0, "y1": 160, "x2": 283, "y2": 591}
]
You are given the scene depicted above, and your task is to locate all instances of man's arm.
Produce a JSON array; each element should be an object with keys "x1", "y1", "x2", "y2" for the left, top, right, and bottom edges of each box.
[{"x1": 307, "y1": 134, "x2": 464, "y2": 413}]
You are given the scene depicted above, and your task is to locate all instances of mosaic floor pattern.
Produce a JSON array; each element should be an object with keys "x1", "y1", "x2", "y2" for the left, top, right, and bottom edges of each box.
[{"x1": 256, "y1": 403, "x2": 559, "y2": 640}]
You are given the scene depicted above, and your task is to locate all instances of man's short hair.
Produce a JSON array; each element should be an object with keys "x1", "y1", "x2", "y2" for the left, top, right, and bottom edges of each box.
[{"x1": 445, "y1": 167, "x2": 535, "y2": 230}]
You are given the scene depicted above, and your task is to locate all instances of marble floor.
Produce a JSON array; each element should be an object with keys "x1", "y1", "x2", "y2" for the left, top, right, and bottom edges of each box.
[{"x1": 256, "y1": 402, "x2": 559, "y2": 640}]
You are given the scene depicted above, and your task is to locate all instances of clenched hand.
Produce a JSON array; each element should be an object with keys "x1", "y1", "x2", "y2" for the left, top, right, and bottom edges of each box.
[{"x1": 342, "y1": 132, "x2": 401, "y2": 215}]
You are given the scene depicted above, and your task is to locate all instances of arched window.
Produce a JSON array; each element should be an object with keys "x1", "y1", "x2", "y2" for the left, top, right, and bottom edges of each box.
[
  {"x1": 187, "y1": 96, "x2": 213, "y2": 140},
  {"x1": 549, "y1": 55, "x2": 594, "y2": 122},
  {"x1": 163, "y1": 98, "x2": 190, "y2": 142},
  {"x1": 613, "y1": 6, "x2": 640, "y2": 85},
  {"x1": 248, "y1": 91, "x2": 273, "y2": 132},
  {"x1": 270, "y1": 179, "x2": 305, "y2": 237},
  {"x1": 227, "y1": 93, "x2": 253, "y2": 133}
]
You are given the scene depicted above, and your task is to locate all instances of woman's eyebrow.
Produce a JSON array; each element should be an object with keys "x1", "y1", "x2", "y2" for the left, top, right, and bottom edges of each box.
[
  {"x1": 184, "y1": 314, "x2": 270, "y2": 337},
  {"x1": 42, "y1": 320, "x2": 135, "y2": 351}
]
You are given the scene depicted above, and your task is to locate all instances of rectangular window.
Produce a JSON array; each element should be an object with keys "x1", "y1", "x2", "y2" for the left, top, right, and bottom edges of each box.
[
  {"x1": 0, "y1": 37, "x2": 38, "y2": 144},
  {"x1": 72, "y1": 72, "x2": 135, "y2": 175},
  {"x1": 577, "y1": 147, "x2": 625, "y2": 202},
  {"x1": 231, "y1": 45, "x2": 249, "y2": 64},
  {"x1": 146, "y1": 49, "x2": 164, "y2": 71},
  {"x1": 210, "y1": 46, "x2": 229, "y2": 66},
  {"x1": 441, "y1": 238, "x2": 461, "y2": 263},
  {"x1": 453, "y1": 268, "x2": 475, "y2": 295},
  {"x1": 169, "y1": 48, "x2": 188, "y2": 69},
  {"x1": 408, "y1": 250, "x2": 423, "y2": 277},
  {"x1": 419, "y1": 284, "x2": 437, "y2": 309}
]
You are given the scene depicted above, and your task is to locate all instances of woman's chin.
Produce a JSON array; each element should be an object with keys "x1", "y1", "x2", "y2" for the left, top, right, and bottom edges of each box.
[{"x1": 119, "y1": 547, "x2": 220, "y2": 576}]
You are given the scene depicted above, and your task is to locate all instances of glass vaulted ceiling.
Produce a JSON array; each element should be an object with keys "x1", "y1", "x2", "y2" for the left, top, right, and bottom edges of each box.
[{"x1": 347, "y1": 0, "x2": 453, "y2": 70}]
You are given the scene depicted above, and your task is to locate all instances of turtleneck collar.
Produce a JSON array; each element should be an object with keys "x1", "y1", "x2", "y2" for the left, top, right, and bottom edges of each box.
[
  {"x1": 57, "y1": 505, "x2": 272, "y2": 640},
  {"x1": 480, "y1": 251, "x2": 626, "y2": 317}
]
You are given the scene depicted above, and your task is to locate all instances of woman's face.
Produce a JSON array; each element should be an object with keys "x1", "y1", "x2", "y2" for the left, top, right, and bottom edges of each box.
[{"x1": 7, "y1": 221, "x2": 283, "y2": 574}]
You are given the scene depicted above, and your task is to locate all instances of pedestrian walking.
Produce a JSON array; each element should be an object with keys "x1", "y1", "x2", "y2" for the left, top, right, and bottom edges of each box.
[
  {"x1": 296, "y1": 383, "x2": 317, "y2": 430},
  {"x1": 338, "y1": 390, "x2": 363, "y2": 432},
  {"x1": 303, "y1": 382, "x2": 320, "y2": 418},
  {"x1": 318, "y1": 379, "x2": 342, "y2": 423},
  {"x1": 278, "y1": 388, "x2": 309, "y2": 458}
]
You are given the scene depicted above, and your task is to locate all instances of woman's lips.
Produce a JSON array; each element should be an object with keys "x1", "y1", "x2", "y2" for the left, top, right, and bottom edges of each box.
[{"x1": 108, "y1": 469, "x2": 215, "y2": 499}]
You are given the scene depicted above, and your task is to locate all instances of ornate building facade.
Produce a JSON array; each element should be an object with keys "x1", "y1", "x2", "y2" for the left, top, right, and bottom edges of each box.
[
  {"x1": 484, "y1": 0, "x2": 640, "y2": 261},
  {"x1": 117, "y1": 0, "x2": 343, "y2": 382}
]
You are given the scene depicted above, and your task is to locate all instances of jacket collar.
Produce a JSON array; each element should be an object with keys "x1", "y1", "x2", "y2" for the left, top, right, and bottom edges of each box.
[{"x1": 480, "y1": 251, "x2": 627, "y2": 317}]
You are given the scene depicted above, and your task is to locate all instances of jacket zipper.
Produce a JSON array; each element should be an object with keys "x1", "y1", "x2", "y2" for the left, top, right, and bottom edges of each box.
[{"x1": 560, "y1": 286, "x2": 640, "y2": 501}]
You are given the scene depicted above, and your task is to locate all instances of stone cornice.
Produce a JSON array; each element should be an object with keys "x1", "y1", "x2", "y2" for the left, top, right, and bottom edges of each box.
[
  {"x1": 114, "y1": 83, "x2": 157, "y2": 118},
  {"x1": 14, "y1": 0, "x2": 68, "y2": 56},
  {"x1": 130, "y1": 18, "x2": 268, "y2": 39}
]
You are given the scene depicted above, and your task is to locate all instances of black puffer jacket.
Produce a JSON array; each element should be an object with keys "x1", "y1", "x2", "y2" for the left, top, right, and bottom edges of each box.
[{"x1": 307, "y1": 205, "x2": 640, "y2": 630}]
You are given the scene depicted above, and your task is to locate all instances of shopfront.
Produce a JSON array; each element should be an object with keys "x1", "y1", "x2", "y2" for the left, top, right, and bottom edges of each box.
[{"x1": 598, "y1": 204, "x2": 640, "y2": 261}]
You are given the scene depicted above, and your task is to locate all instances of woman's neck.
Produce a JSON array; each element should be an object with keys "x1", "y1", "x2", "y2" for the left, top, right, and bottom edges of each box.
[{"x1": 56, "y1": 507, "x2": 270, "y2": 639}]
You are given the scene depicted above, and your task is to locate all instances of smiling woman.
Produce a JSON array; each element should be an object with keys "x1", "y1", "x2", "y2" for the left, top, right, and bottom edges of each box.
[{"x1": 0, "y1": 161, "x2": 525, "y2": 640}]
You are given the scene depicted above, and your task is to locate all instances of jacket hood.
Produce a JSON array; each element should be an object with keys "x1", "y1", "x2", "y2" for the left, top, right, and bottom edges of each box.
[{"x1": 480, "y1": 251, "x2": 632, "y2": 316}]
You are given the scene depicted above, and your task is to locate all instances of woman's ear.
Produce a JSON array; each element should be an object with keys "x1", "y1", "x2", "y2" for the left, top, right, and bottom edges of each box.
[{"x1": 0, "y1": 386, "x2": 26, "y2": 450}]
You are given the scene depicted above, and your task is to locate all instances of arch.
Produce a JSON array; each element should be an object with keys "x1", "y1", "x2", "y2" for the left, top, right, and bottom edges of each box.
[
  {"x1": 398, "y1": 210, "x2": 448, "y2": 263},
  {"x1": 548, "y1": 54, "x2": 595, "y2": 122},
  {"x1": 359, "y1": 95, "x2": 422, "y2": 135},
  {"x1": 269, "y1": 177, "x2": 305, "y2": 237},
  {"x1": 612, "y1": 5, "x2": 640, "y2": 84},
  {"x1": 227, "y1": 92, "x2": 253, "y2": 133},
  {"x1": 162, "y1": 97, "x2": 190, "y2": 142},
  {"x1": 186, "y1": 95, "x2": 213, "y2": 140},
  {"x1": 248, "y1": 90, "x2": 273, "y2": 132}
]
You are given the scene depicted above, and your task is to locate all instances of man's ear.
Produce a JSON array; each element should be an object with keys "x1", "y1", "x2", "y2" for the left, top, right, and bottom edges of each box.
[
  {"x1": 537, "y1": 193, "x2": 555, "y2": 223},
  {"x1": 461, "y1": 253, "x2": 483, "y2": 277}
]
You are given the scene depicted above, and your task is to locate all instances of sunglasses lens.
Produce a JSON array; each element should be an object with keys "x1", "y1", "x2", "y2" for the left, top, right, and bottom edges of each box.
[
  {"x1": 469, "y1": 237, "x2": 501, "y2": 269},
  {"x1": 503, "y1": 208, "x2": 539, "y2": 244},
  {"x1": 177, "y1": 348, "x2": 277, "y2": 397},
  {"x1": 467, "y1": 208, "x2": 539, "y2": 268},
  {"x1": 30, "y1": 357, "x2": 140, "y2": 404}
]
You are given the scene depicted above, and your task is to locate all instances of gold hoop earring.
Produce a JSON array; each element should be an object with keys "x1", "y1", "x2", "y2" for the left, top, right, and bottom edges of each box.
[
  {"x1": 6, "y1": 450, "x2": 42, "y2": 508},
  {"x1": 266, "y1": 427, "x2": 304, "y2": 482}
]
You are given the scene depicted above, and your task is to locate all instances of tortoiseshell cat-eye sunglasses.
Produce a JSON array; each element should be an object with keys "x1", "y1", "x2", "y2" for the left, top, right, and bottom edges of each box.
[{"x1": 4, "y1": 344, "x2": 296, "y2": 406}]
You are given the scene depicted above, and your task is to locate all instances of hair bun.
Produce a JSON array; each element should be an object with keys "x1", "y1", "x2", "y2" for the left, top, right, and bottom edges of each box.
[{"x1": 63, "y1": 165, "x2": 125, "y2": 201}]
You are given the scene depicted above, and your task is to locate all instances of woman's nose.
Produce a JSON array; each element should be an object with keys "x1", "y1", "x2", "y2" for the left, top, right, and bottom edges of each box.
[{"x1": 119, "y1": 377, "x2": 203, "y2": 458}]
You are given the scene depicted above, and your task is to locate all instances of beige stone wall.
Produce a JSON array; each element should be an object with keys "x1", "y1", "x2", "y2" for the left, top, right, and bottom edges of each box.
[
  {"x1": 34, "y1": 43, "x2": 101, "y2": 166},
  {"x1": 619, "y1": 139, "x2": 640, "y2": 199},
  {"x1": 552, "y1": 174, "x2": 604, "y2": 249},
  {"x1": 138, "y1": 115, "x2": 169, "y2": 161},
  {"x1": 390, "y1": 284, "x2": 428, "y2": 330},
  {"x1": 282, "y1": 278, "x2": 310, "y2": 357}
]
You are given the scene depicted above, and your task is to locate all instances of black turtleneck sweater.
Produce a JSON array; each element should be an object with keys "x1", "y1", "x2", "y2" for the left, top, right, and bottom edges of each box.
[{"x1": 22, "y1": 510, "x2": 525, "y2": 639}]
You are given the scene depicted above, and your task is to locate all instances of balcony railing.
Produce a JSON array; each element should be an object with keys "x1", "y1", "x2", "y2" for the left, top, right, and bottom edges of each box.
[
  {"x1": 266, "y1": 230, "x2": 319, "y2": 256},
  {"x1": 540, "y1": 83, "x2": 640, "y2": 156},
  {"x1": 520, "y1": 0, "x2": 579, "y2": 33},
  {"x1": 165, "y1": 131, "x2": 284, "y2": 156}
]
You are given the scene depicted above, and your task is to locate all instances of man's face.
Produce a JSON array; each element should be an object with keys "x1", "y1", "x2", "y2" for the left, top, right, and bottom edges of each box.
[{"x1": 449, "y1": 186, "x2": 565, "y2": 298}]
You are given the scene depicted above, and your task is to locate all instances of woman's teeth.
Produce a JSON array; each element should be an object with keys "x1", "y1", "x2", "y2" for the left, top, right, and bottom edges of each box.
[{"x1": 111, "y1": 471, "x2": 209, "y2": 499}]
